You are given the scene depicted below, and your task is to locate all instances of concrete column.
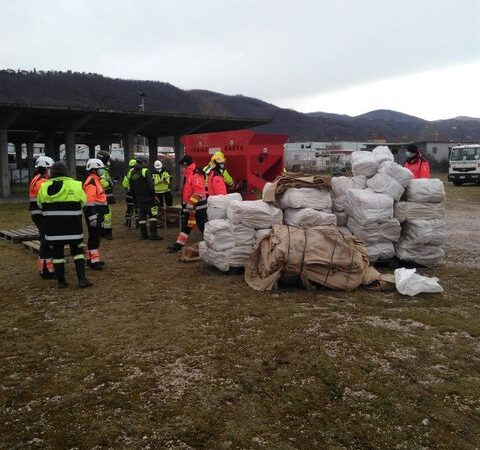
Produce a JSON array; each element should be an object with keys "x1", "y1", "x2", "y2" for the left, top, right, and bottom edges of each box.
[
  {"x1": 15, "y1": 142, "x2": 23, "y2": 170},
  {"x1": 27, "y1": 140, "x2": 34, "y2": 179},
  {"x1": 147, "y1": 135, "x2": 158, "y2": 171},
  {"x1": 65, "y1": 131, "x2": 76, "y2": 179},
  {"x1": 0, "y1": 130, "x2": 10, "y2": 198},
  {"x1": 123, "y1": 133, "x2": 135, "y2": 170},
  {"x1": 88, "y1": 143, "x2": 96, "y2": 159},
  {"x1": 100, "y1": 140, "x2": 110, "y2": 152},
  {"x1": 45, "y1": 131, "x2": 57, "y2": 159},
  {"x1": 173, "y1": 135, "x2": 184, "y2": 193}
]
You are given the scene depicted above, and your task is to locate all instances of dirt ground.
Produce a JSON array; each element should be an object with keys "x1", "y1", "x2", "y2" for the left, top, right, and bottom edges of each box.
[{"x1": 1, "y1": 176, "x2": 479, "y2": 449}]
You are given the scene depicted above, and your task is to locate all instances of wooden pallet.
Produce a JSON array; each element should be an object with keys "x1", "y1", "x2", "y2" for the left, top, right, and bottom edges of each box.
[
  {"x1": 0, "y1": 226, "x2": 40, "y2": 243},
  {"x1": 22, "y1": 240, "x2": 41, "y2": 254}
]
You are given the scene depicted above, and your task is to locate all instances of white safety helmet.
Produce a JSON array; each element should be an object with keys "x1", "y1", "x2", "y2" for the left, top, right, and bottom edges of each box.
[
  {"x1": 154, "y1": 160, "x2": 163, "y2": 170},
  {"x1": 86, "y1": 158, "x2": 105, "y2": 171},
  {"x1": 35, "y1": 155, "x2": 54, "y2": 169}
]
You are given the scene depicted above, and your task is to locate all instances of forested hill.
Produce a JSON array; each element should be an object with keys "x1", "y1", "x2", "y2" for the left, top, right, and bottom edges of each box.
[{"x1": 1, "y1": 70, "x2": 479, "y2": 142}]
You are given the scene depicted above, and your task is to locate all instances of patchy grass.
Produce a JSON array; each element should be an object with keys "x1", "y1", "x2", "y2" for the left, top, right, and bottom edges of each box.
[{"x1": 1, "y1": 180, "x2": 480, "y2": 449}]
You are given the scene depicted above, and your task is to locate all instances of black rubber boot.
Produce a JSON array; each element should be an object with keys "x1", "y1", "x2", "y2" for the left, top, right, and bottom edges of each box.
[
  {"x1": 149, "y1": 221, "x2": 162, "y2": 240},
  {"x1": 54, "y1": 263, "x2": 68, "y2": 289},
  {"x1": 89, "y1": 262, "x2": 104, "y2": 271},
  {"x1": 167, "y1": 243, "x2": 183, "y2": 253},
  {"x1": 74, "y1": 259, "x2": 93, "y2": 288},
  {"x1": 140, "y1": 223, "x2": 149, "y2": 240}
]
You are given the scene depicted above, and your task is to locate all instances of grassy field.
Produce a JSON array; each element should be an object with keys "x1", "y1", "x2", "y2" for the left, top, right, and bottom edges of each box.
[{"x1": 1, "y1": 178, "x2": 479, "y2": 449}]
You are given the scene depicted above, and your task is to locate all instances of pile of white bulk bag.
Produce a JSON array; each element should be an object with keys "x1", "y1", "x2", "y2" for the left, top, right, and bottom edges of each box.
[
  {"x1": 201, "y1": 199, "x2": 283, "y2": 271},
  {"x1": 207, "y1": 193, "x2": 242, "y2": 221},
  {"x1": 345, "y1": 189, "x2": 398, "y2": 262},
  {"x1": 395, "y1": 179, "x2": 446, "y2": 266}
]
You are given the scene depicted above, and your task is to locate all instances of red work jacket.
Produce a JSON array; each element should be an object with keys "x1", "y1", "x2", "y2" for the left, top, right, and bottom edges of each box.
[
  {"x1": 208, "y1": 170, "x2": 227, "y2": 196},
  {"x1": 29, "y1": 172, "x2": 49, "y2": 215},
  {"x1": 405, "y1": 153, "x2": 431, "y2": 179},
  {"x1": 182, "y1": 163, "x2": 206, "y2": 206}
]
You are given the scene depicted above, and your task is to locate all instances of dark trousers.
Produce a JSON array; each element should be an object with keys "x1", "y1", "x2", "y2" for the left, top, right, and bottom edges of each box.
[
  {"x1": 155, "y1": 191, "x2": 173, "y2": 207},
  {"x1": 180, "y1": 207, "x2": 207, "y2": 236},
  {"x1": 51, "y1": 241, "x2": 84, "y2": 261},
  {"x1": 125, "y1": 191, "x2": 138, "y2": 226},
  {"x1": 31, "y1": 214, "x2": 52, "y2": 260},
  {"x1": 87, "y1": 212, "x2": 105, "y2": 251}
]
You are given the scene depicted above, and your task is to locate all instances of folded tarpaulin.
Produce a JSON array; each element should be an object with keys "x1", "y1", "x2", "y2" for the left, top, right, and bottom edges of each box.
[{"x1": 245, "y1": 224, "x2": 381, "y2": 291}]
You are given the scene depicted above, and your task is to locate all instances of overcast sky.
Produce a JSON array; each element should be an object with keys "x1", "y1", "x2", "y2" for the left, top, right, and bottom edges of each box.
[{"x1": 1, "y1": 0, "x2": 479, "y2": 120}]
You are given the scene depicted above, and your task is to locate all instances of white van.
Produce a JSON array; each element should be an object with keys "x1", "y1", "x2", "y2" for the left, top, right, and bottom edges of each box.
[{"x1": 448, "y1": 144, "x2": 480, "y2": 185}]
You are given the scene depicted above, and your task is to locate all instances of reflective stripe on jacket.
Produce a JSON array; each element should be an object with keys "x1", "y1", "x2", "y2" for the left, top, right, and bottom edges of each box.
[
  {"x1": 153, "y1": 169, "x2": 172, "y2": 193},
  {"x1": 37, "y1": 176, "x2": 86, "y2": 242},
  {"x1": 182, "y1": 163, "x2": 206, "y2": 207},
  {"x1": 83, "y1": 172, "x2": 108, "y2": 221}
]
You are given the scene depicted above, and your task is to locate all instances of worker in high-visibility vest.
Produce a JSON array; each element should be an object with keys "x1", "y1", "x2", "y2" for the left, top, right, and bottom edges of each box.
[
  {"x1": 37, "y1": 161, "x2": 92, "y2": 289},
  {"x1": 203, "y1": 151, "x2": 237, "y2": 194},
  {"x1": 83, "y1": 158, "x2": 109, "y2": 270},
  {"x1": 129, "y1": 155, "x2": 161, "y2": 240},
  {"x1": 97, "y1": 150, "x2": 115, "y2": 239},
  {"x1": 29, "y1": 155, "x2": 56, "y2": 279},
  {"x1": 152, "y1": 160, "x2": 173, "y2": 206},
  {"x1": 122, "y1": 158, "x2": 138, "y2": 228}
]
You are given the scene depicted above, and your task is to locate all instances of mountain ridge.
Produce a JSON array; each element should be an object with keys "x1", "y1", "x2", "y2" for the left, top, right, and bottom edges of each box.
[{"x1": 0, "y1": 70, "x2": 479, "y2": 142}]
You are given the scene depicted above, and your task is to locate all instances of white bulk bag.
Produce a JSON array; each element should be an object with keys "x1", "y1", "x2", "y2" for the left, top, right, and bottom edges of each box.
[
  {"x1": 207, "y1": 193, "x2": 243, "y2": 221},
  {"x1": 367, "y1": 173, "x2": 405, "y2": 202},
  {"x1": 366, "y1": 242, "x2": 395, "y2": 262},
  {"x1": 351, "y1": 151, "x2": 379, "y2": 178},
  {"x1": 395, "y1": 268, "x2": 443, "y2": 296},
  {"x1": 231, "y1": 223, "x2": 256, "y2": 246},
  {"x1": 283, "y1": 208, "x2": 337, "y2": 228},
  {"x1": 279, "y1": 188, "x2": 332, "y2": 211},
  {"x1": 334, "y1": 210, "x2": 348, "y2": 227},
  {"x1": 331, "y1": 176, "x2": 367, "y2": 211},
  {"x1": 345, "y1": 189, "x2": 394, "y2": 224},
  {"x1": 403, "y1": 219, "x2": 446, "y2": 245},
  {"x1": 203, "y1": 219, "x2": 235, "y2": 252},
  {"x1": 347, "y1": 217, "x2": 401, "y2": 244},
  {"x1": 378, "y1": 161, "x2": 413, "y2": 188},
  {"x1": 395, "y1": 237, "x2": 444, "y2": 267},
  {"x1": 394, "y1": 201, "x2": 445, "y2": 223},
  {"x1": 405, "y1": 179, "x2": 446, "y2": 203},
  {"x1": 227, "y1": 200, "x2": 283, "y2": 229},
  {"x1": 372, "y1": 146, "x2": 394, "y2": 164}
]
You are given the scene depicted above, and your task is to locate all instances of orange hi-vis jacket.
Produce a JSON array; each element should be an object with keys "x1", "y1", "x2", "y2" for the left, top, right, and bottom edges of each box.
[
  {"x1": 182, "y1": 162, "x2": 207, "y2": 210},
  {"x1": 208, "y1": 170, "x2": 227, "y2": 196},
  {"x1": 29, "y1": 173, "x2": 49, "y2": 215},
  {"x1": 405, "y1": 152, "x2": 431, "y2": 179},
  {"x1": 83, "y1": 172, "x2": 108, "y2": 222}
]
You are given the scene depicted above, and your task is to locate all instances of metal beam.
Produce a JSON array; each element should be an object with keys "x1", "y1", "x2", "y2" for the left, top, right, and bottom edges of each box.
[
  {"x1": 0, "y1": 110, "x2": 21, "y2": 130},
  {"x1": 71, "y1": 112, "x2": 96, "y2": 132},
  {"x1": 123, "y1": 133, "x2": 135, "y2": 170},
  {"x1": 128, "y1": 117, "x2": 158, "y2": 135},
  {"x1": 147, "y1": 135, "x2": 158, "y2": 171}
]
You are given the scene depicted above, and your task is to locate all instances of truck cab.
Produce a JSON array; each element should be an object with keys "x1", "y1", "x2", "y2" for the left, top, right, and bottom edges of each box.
[{"x1": 448, "y1": 144, "x2": 480, "y2": 185}]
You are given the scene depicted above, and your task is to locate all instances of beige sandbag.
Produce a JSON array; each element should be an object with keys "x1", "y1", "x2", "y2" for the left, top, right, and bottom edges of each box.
[{"x1": 245, "y1": 225, "x2": 381, "y2": 291}]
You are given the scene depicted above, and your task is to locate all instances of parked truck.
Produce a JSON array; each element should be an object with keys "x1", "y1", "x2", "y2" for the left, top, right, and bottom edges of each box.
[{"x1": 448, "y1": 144, "x2": 480, "y2": 185}]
